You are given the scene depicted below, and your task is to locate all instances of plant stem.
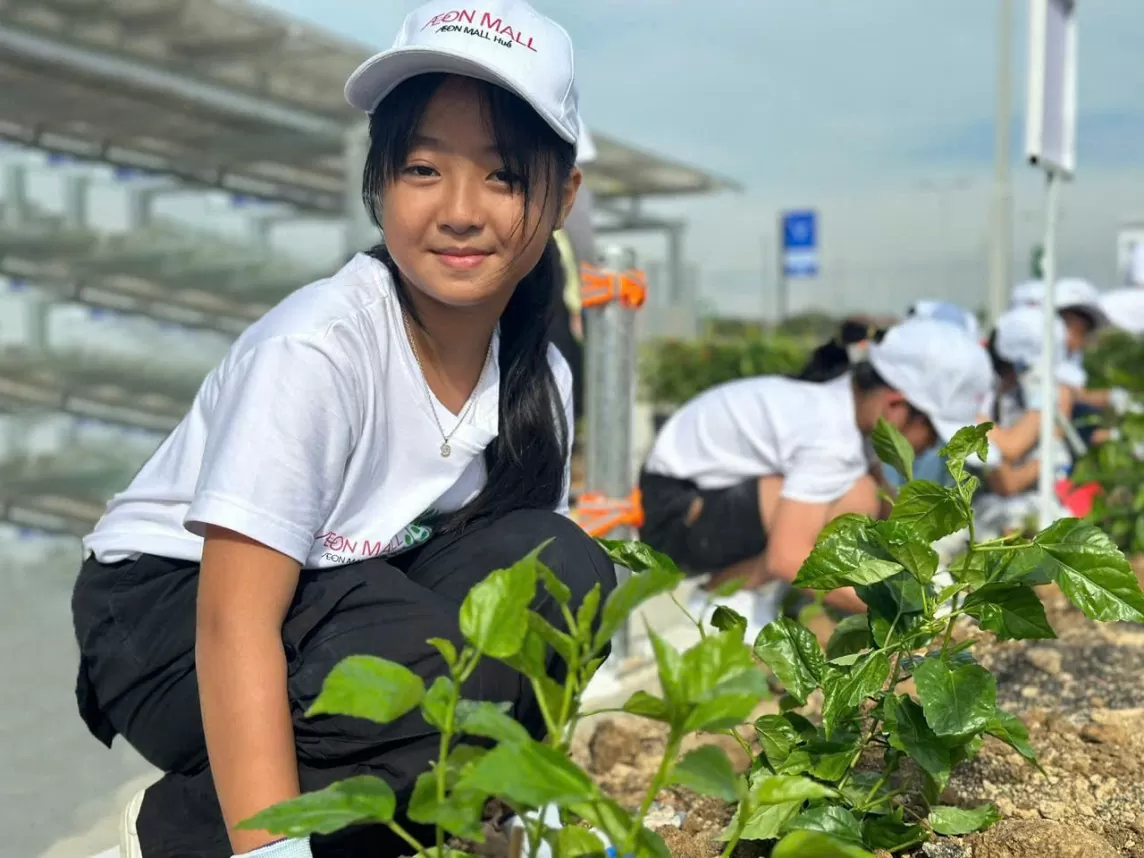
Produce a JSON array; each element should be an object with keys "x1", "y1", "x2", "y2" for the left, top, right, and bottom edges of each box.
[
  {"x1": 622, "y1": 732, "x2": 681, "y2": 854},
  {"x1": 386, "y1": 821, "x2": 429, "y2": 856},
  {"x1": 669, "y1": 592, "x2": 705, "y2": 638},
  {"x1": 434, "y1": 678, "x2": 460, "y2": 856},
  {"x1": 718, "y1": 801, "x2": 750, "y2": 858},
  {"x1": 727, "y1": 728, "x2": 756, "y2": 764},
  {"x1": 530, "y1": 677, "x2": 560, "y2": 740}
]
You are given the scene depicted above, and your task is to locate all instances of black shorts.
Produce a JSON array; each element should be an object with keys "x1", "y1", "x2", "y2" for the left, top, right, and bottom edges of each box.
[{"x1": 638, "y1": 470, "x2": 766, "y2": 575}]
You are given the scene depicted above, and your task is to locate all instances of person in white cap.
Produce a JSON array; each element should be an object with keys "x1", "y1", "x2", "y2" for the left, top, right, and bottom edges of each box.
[
  {"x1": 1099, "y1": 244, "x2": 1144, "y2": 334},
  {"x1": 974, "y1": 306, "x2": 1077, "y2": 534},
  {"x1": 70, "y1": 3, "x2": 615, "y2": 857},
  {"x1": 1010, "y1": 277, "x2": 1133, "y2": 426},
  {"x1": 638, "y1": 317, "x2": 993, "y2": 638},
  {"x1": 908, "y1": 299, "x2": 981, "y2": 341}
]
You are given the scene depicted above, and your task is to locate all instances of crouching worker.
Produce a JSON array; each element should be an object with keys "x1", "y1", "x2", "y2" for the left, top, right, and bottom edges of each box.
[
  {"x1": 637, "y1": 318, "x2": 993, "y2": 639},
  {"x1": 70, "y1": 5, "x2": 616, "y2": 857},
  {"x1": 973, "y1": 306, "x2": 1078, "y2": 535}
]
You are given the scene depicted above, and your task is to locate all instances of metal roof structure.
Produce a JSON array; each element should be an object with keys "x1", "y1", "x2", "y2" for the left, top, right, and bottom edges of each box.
[{"x1": 0, "y1": 0, "x2": 740, "y2": 207}]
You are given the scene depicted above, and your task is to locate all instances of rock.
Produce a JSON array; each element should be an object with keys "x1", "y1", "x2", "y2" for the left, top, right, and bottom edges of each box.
[
  {"x1": 1079, "y1": 722, "x2": 1130, "y2": 745},
  {"x1": 587, "y1": 720, "x2": 645, "y2": 775},
  {"x1": 922, "y1": 842, "x2": 971, "y2": 858},
  {"x1": 968, "y1": 819, "x2": 1116, "y2": 857},
  {"x1": 1025, "y1": 647, "x2": 1063, "y2": 677},
  {"x1": 643, "y1": 802, "x2": 684, "y2": 831},
  {"x1": 1134, "y1": 812, "x2": 1144, "y2": 834}
]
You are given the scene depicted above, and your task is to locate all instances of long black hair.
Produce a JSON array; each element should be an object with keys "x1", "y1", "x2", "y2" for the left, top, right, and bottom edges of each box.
[
  {"x1": 796, "y1": 319, "x2": 888, "y2": 382},
  {"x1": 361, "y1": 73, "x2": 575, "y2": 532}
]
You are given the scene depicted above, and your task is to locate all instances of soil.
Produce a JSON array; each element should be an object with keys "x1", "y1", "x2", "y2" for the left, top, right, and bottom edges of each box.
[{"x1": 451, "y1": 565, "x2": 1144, "y2": 857}]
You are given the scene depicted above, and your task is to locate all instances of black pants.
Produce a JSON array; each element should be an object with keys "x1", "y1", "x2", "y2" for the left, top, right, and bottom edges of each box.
[
  {"x1": 72, "y1": 509, "x2": 615, "y2": 858},
  {"x1": 637, "y1": 471, "x2": 767, "y2": 575}
]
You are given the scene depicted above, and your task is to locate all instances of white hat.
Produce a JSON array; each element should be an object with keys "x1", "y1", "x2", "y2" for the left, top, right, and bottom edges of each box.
[
  {"x1": 909, "y1": 300, "x2": 980, "y2": 340},
  {"x1": 868, "y1": 317, "x2": 994, "y2": 444},
  {"x1": 576, "y1": 115, "x2": 598, "y2": 166},
  {"x1": 994, "y1": 306, "x2": 1084, "y2": 388},
  {"x1": 1007, "y1": 278, "x2": 1110, "y2": 329},
  {"x1": 1131, "y1": 242, "x2": 1144, "y2": 287},
  {"x1": 1100, "y1": 287, "x2": 1144, "y2": 335},
  {"x1": 345, "y1": 0, "x2": 579, "y2": 146}
]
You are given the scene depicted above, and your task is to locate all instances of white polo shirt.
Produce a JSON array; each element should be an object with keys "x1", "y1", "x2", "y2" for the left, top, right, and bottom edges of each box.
[
  {"x1": 84, "y1": 253, "x2": 573, "y2": 569},
  {"x1": 643, "y1": 374, "x2": 872, "y2": 504}
]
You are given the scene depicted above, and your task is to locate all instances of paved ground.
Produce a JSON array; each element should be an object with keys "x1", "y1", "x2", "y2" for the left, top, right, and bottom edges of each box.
[{"x1": 3, "y1": 555, "x2": 157, "y2": 858}]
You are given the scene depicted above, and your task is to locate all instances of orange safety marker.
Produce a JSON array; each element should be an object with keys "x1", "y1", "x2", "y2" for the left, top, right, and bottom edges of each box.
[
  {"x1": 572, "y1": 487, "x2": 645, "y2": 538},
  {"x1": 580, "y1": 263, "x2": 648, "y2": 310}
]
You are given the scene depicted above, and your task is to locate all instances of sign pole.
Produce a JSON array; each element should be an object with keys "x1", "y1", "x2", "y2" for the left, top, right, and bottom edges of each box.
[
  {"x1": 1023, "y1": 0, "x2": 1077, "y2": 529},
  {"x1": 1037, "y1": 170, "x2": 1062, "y2": 527}
]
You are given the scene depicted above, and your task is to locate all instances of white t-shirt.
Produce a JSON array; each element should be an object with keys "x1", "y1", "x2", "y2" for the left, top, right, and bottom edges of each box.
[
  {"x1": 83, "y1": 253, "x2": 574, "y2": 569},
  {"x1": 643, "y1": 374, "x2": 872, "y2": 504}
]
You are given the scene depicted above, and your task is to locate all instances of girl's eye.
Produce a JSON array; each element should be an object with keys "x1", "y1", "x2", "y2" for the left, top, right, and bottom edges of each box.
[
  {"x1": 403, "y1": 164, "x2": 437, "y2": 178},
  {"x1": 490, "y1": 169, "x2": 521, "y2": 186}
]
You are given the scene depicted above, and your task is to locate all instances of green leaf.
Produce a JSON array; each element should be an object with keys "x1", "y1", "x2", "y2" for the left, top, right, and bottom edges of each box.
[
  {"x1": 670, "y1": 745, "x2": 745, "y2": 801},
  {"x1": 528, "y1": 612, "x2": 577, "y2": 664},
  {"x1": 872, "y1": 417, "x2": 915, "y2": 481},
  {"x1": 554, "y1": 827, "x2": 607, "y2": 857},
  {"x1": 872, "y1": 519, "x2": 939, "y2": 585},
  {"x1": 939, "y1": 423, "x2": 991, "y2": 489},
  {"x1": 681, "y1": 629, "x2": 768, "y2": 703},
  {"x1": 862, "y1": 812, "x2": 929, "y2": 851},
  {"x1": 454, "y1": 700, "x2": 531, "y2": 745},
  {"x1": 459, "y1": 550, "x2": 539, "y2": 658},
  {"x1": 883, "y1": 694, "x2": 951, "y2": 787},
  {"x1": 730, "y1": 801, "x2": 803, "y2": 842},
  {"x1": 825, "y1": 615, "x2": 873, "y2": 661},
  {"x1": 407, "y1": 771, "x2": 485, "y2": 839},
  {"x1": 427, "y1": 637, "x2": 458, "y2": 667},
  {"x1": 575, "y1": 582, "x2": 602, "y2": 642},
  {"x1": 785, "y1": 805, "x2": 865, "y2": 847},
  {"x1": 420, "y1": 675, "x2": 453, "y2": 730},
  {"x1": 536, "y1": 552, "x2": 571, "y2": 604},
  {"x1": 711, "y1": 605, "x2": 748, "y2": 638},
  {"x1": 985, "y1": 709, "x2": 1038, "y2": 763},
  {"x1": 755, "y1": 714, "x2": 804, "y2": 770},
  {"x1": 622, "y1": 690, "x2": 672, "y2": 722},
  {"x1": 772, "y1": 829, "x2": 875, "y2": 858},
  {"x1": 594, "y1": 542, "x2": 686, "y2": 650},
  {"x1": 820, "y1": 651, "x2": 891, "y2": 737},
  {"x1": 458, "y1": 739, "x2": 597, "y2": 807},
  {"x1": 568, "y1": 795, "x2": 670, "y2": 858},
  {"x1": 803, "y1": 731, "x2": 862, "y2": 782},
  {"x1": 928, "y1": 804, "x2": 1001, "y2": 835},
  {"x1": 888, "y1": 480, "x2": 970, "y2": 543},
  {"x1": 1032, "y1": 518, "x2": 1144, "y2": 622},
  {"x1": 752, "y1": 773, "x2": 838, "y2": 804},
  {"x1": 307, "y1": 655, "x2": 425, "y2": 724},
  {"x1": 794, "y1": 515, "x2": 905, "y2": 591},
  {"x1": 238, "y1": 775, "x2": 396, "y2": 836},
  {"x1": 501, "y1": 626, "x2": 549, "y2": 681},
  {"x1": 649, "y1": 628, "x2": 684, "y2": 710},
  {"x1": 858, "y1": 574, "x2": 932, "y2": 648},
  {"x1": 913, "y1": 657, "x2": 997, "y2": 739},
  {"x1": 962, "y1": 584, "x2": 1056, "y2": 641},
  {"x1": 754, "y1": 617, "x2": 827, "y2": 705}
]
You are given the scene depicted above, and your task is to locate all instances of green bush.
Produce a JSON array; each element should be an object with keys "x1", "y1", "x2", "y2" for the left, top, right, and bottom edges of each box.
[
  {"x1": 1083, "y1": 330, "x2": 1144, "y2": 393},
  {"x1": 640, "y1": 334, "x2": 812, "y2": 407}
]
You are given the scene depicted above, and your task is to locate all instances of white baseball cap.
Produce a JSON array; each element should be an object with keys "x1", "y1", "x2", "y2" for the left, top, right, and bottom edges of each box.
[
  {"x1": 1100, "y1": 287, "x2": 1144, "y2": 335},
  {"x1": 345, "y1": 0, "x2": 580, "y2": 147},
  {"x1": 994, "y1": 306, "x2": 1084, "y2": 387},
  {"x1": 868, "y1": 317, "x2": 994, "y2": 444},
  {"x1": 908, "y1": 300, "x2": 980, "y2": 340},
  {"x1": 1007, "y1": 278, "x2": 1110, "y2": 329}
]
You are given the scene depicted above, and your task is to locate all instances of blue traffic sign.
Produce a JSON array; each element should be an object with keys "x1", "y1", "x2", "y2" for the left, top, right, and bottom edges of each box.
[{"x1": 781, "y1": 209, "x2": 819, "y2": 278}]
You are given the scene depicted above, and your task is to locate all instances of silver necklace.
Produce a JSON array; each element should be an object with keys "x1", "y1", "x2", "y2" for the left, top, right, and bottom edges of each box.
[{"x1": 401, "y1": 310, "x2": 492, "y2": 458}]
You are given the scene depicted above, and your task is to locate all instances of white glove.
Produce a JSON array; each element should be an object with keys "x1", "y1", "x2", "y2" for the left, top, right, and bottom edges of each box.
[
  {"x1": 233, "y1": 837, "x2": 313, "y2": 858},
  {"x1": 1109, "y1": 387, "x2": 1133, "y2": 416}
]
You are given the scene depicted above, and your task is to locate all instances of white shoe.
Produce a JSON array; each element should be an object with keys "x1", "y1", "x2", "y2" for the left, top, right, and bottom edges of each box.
[{"x1": 120, "y1": 788, "x2": 145, "y2": 858}]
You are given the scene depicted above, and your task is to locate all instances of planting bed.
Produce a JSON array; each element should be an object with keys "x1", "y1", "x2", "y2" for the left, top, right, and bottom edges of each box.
[{"x1": 541, "y1": 574, "x2": 1144, "y2": 858}]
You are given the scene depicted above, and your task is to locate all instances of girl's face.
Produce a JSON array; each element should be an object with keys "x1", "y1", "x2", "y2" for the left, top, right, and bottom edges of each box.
[
  {"x1": 1060, "y1": 309, "x2": 1095, "y2": 355},
  {"x1": 381, "y1": 75, "x2": 580, "y2": 310}
]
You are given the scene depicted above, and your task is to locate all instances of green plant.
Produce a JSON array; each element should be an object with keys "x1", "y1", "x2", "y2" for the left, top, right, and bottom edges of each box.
[
  {"x1": 1072, "y1": 412, "x2": 1144, "y2": 552},
  {"x1": 639, "y1": 334, "x2": 811, "y2": 407},
  {"x1": 240, "y1": 419, "x2": 1144, "y2": 858}
]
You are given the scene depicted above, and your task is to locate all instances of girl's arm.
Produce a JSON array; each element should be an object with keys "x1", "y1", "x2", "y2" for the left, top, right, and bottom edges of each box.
[{"x1": 197, "y1": 525, "x2": 303, "y2": 855}]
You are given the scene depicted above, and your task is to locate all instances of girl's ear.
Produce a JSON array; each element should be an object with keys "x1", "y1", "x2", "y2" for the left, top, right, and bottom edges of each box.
[{"x1": 555, "y1": 167, "x2": 583, "y2": 230}]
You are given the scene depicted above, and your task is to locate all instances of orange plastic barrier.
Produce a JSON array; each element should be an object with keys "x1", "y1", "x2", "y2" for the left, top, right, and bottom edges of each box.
[
  {"x1": 572, "y1": 487, "x2": 645, "y2": 538},
  {"x1": 580, "y1": 263, "x2": 647, "y2": 310}
]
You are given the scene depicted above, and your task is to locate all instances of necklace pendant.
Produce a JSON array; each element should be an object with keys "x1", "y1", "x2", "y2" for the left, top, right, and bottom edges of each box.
[{"x1": 440, "y1": 441, "x2": 452, "y2": 458}]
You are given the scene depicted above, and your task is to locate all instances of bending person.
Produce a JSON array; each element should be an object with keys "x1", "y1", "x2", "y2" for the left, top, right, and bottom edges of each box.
[
  {"x1": 70, "y1": 4, "x2": 614, "y2": 857},
  {"x1": 638, "y1": 317, "x2": 993, "y2": 637}
]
